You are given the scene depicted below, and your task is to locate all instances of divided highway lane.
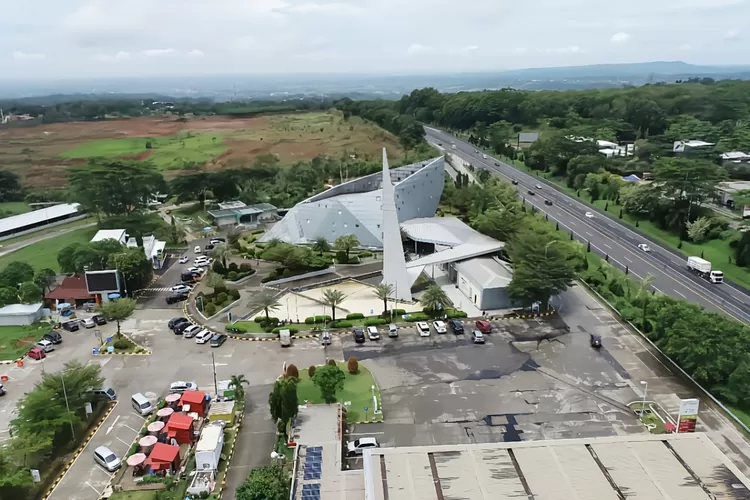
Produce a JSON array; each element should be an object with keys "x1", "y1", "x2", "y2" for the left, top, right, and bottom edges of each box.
[{"x1": 425, "y1": 127, "x2": 750, "y2": 325}]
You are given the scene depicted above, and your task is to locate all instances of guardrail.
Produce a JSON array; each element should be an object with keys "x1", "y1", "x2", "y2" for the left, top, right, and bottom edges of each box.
[{"x1": 579, "y1": 280, "x2": 750, "y2": 435}]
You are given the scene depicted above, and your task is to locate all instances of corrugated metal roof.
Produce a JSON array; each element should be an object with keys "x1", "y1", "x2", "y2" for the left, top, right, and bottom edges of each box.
[{"x1": 0, "y1": 203, "x2": 81, "y2": 234}]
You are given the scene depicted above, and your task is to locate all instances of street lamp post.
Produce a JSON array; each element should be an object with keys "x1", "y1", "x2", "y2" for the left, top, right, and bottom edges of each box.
[
  {"x1": 640, "y1": 381, "x2": 648, "y2": 414},
  {"x1": 61, "y1": 375, "x2": 76, "y2": 441}
]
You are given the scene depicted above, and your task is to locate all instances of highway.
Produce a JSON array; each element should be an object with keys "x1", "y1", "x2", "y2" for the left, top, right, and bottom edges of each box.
[{"x1": 425, "y1": 126, "x2": 750, "y2": 326}]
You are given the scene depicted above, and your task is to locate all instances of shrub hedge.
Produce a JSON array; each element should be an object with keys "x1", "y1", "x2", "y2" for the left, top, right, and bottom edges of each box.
[
  {"x1": 254, "y1": 316, "x2": 279, "y2": 323},
  {"x1": 364, "y1": 318, "x2": 386, "y2": 326},
  {"x1": 330, "y1": 320, "x2": 353, "y2": 328},
  {"x1": 305, "y1": 315, "x2": 332, "y2": 324},
  {"x1": 346, "y1": 312, "x2": 365, "y2": 320},
  {"x1": 272, "y1": 327, "x2": 299, "y2": 334},
  {"x1": 445, "y1": 309, "x2": 468, "y2": 318},
  {"x1": 405, "y1": 312, "x2": 430, "y2": 322}
]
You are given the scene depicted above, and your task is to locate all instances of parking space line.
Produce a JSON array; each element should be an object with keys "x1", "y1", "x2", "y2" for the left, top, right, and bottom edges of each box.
[
  {"x1": 122, "y1": 424, "x2": 140, "y2": 433},
  {"x1": 84, "y1": 482, "x2": 102, "y2": 495},
  {"x1": 116, "y1": 436, "x2": 131, "y2": 446},
  {"x1": 106, "y1": 415, "x2": 120, "y2": 434}
]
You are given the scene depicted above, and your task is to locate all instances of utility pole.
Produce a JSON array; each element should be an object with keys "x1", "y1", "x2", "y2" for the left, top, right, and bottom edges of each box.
[
  {"x1": 211, "y1": 352, "x2": 219, "y2": 397},
  {"x1": 61, "y1": 375, "x2": 75, "y2": 441}
]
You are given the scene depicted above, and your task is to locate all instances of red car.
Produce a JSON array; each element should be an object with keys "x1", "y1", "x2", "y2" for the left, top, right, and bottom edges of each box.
[
  {"x1": 27, "y1": 347, "x2": 46, "y2": 360},
  {"x1": 475, "y1": 320, "x2": 492, "y2": 334}
]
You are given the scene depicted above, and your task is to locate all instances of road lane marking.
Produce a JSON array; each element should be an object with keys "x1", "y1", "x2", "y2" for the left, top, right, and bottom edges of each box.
[
  {"x1": 674, "y1": 289, "x2": 687, "y2": 298},
  {"x1": 625, "y1": 257, "x2": 632, "y2": 263},
  {"x1": 653, "y1": 287, "x2": 663, "y2": 294},
  {"x1": 585, "y1": 231, "x2": 593, "y2": 237},
  {"x1": 106, "y1": 415, "x2": 120, "y2": 435},
  {"x1": 569, "y1": 221, "x2": 577, "y2": 226},
  {"x1": 603, "y1": 243, "x2": 612, "y2": 249}
]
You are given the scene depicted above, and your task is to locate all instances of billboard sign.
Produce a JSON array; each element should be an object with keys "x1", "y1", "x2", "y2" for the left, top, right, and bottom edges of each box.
[
  {"x1": 677, "y1": 398, "x2": 699, "y2": 433},
  {"x1": 85, "y1": 270, "x2": 121, "y2": 294}
]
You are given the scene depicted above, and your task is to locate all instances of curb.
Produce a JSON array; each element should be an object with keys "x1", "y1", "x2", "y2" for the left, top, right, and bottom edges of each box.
[
  {"x1": 0, "y1": 356, "x2": 23, "y2": 365},
  {"x1": 499, "y1": 310, "x2": 556, "y2": 320},
  {"x1": 217, "y1": 404, "x2": 245, "y2": 499},
  {"x1": 350, "y1": 420, "x2": 384, "y2": 425},
  {"x1": 42, "y1": 401, "x2": 117, "y2": 500},
  {"x1": 97, "y1": 332, "x2": 152, "y2": 356}
]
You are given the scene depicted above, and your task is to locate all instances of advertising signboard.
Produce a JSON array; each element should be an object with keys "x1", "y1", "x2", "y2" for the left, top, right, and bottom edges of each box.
[{"x1": 677, "y1": 398, "x2": 699, "y2": 433}]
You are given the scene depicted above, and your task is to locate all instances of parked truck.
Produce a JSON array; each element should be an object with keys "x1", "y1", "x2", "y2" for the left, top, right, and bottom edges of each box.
[{"x1": 687, "y1": 256, "x2": 724, "y2": 283}]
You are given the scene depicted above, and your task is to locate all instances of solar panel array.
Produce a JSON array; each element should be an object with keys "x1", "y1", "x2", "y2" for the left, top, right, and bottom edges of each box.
[
  {"x1": 301, "y1": 483, "x2": 320, "y2": 500},
  {"x1": 303, "y1": 446, "x2": 323, "y2": 481}
]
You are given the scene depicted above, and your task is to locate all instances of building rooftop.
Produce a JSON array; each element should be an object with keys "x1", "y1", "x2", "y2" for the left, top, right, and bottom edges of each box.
[
  {"x1": 718, "y1": 181, "x2": 750, "y2": 193},
  {"x1": 196, "y1": 425, "x2": 223, "y2": 452},
  {"x1": 0, "y1": 203, "x2": 80, "y2": 235},
  {"x1": 207, "y1": 203, "x2": 277, "y2": 219},
  {"x1": 518, "y1": 132, "x2": 539, "y2": 143},
  {"x1": 0, "y1": 303, "x2": 43, "y2": 315},
  {"x1": 360, "y1": 433, "x2": 750, "y2": 500},
  {"x1": 217, "y1": 200, "x2": 247, "y2": 210},
  {"x1": 91, "y1": 229, "x2": 126, "y2": 243},
  {"x1": 45, "y1": 275, "x2": 94, "y2": 301},
  {"x1": 454, "y1": 257, "x2": 513, "y2": 289}
]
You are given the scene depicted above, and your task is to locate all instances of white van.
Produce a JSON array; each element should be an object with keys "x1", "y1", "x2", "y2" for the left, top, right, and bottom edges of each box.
[
  {"x1": 131, "y1": 393, "x2": 153, "y2": 416},
  {"x1": 195, "y1": 329, "x2": 213, "y2": 344},
  {"x1": 416, "y1": 322, "x2": 431, "y2": 337}
]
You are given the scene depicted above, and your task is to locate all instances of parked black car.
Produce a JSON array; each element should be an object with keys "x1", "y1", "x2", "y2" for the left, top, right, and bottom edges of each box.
[
  {"x1": 205, "y1": 244, "x2": 215, "y2": 251},
  {"x1": 590, "y1": 333, "x2": 602, "y2": 349},
  {"x1": 166, "y1": 292, "x2": 188, "y2": 305},
  {"x1": 173, "y1": 321, "x2": 192, "y2": 334},
  {"x1": 43, "y1": 331, "x2": 63, "y2": 344},
  {"x1": 168, "y1": 317, "x2": 188, "y2": 330},
  {"x1": 92, "y1": 315, "x2": 107, "y2": 325},
  {"x1": 210, "y1": 334, "x2": 228, "y2": 347},
  {"x1": 448, "y1": 319, "x2": 464, "y2": 334},
  {"x1": 353, "y1": 328, "x2": 366, "y2": 344},
  {"x1": 61, "y1": 320, "x2": 79, "y2": 332}
]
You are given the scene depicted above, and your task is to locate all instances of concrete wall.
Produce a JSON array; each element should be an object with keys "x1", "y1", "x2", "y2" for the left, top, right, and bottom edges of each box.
[{"x1": 0, "y1": 310, "x2": 42, "y2": 326}]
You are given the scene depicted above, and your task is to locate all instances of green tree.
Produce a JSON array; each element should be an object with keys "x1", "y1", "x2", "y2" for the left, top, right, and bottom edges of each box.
[
  {"x1": 0, "y1": 171, "x2": 24, "y2": 202},
  {"x1": 236, "y1": 463, "x2": 290, "y2": 500},
  {"x1": 321, "y1": 289, "x2": 346, "y2": 322},
  {"x1": 0, "y1": 261, "x2": 34, "y2": 288},
  {"x1": 268, "y1": 376, "x2": 298, "y2": 432},
  {"x1": 333, "y1": 234, "x2": 359, "y2": 260},
  {"x1": 18, "y1": 282, "x2": 41, "y2": 303},
  {"x1": 211, "y1": 243, "x2": 231, "y2": 268},
  {"x1": 372, "y1": 283, "x2": 394, "y2": 315},
  {"x1": 312, "y1": 237, "x2": 331, "y2": 256},
  {"x1": 108, "y1": 247, "x2": 153, "y2": 295},
  {"x1": 420, "y1": 284, "x2": 450, "y2": 312},
  {"x1": 686, "y1": 216, "x2": 712, "y2": 243},
  {"x1": 33, "y1": 268, "x2": 57, "y2": 294},
  {"x1": 96, "y1": 298, "x2": 136, "y2": 334},
  {"x1": 250, "y1": 291, "x2": 281, "y2": 320},
  {"x1": 311, "y1": 363, "x2": 346, "y2": 403},
  {"x1": 0, "y1": 287, "x2": 17, "y2": 307},
  {"x1": 229, "y1": 374, "x2": 249, "y2": 402}
]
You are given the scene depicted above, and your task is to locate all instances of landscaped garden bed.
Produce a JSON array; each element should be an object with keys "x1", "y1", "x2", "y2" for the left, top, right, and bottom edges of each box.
[{"x1": 0, "y1": 323, "x2": 50, "y2": 361}]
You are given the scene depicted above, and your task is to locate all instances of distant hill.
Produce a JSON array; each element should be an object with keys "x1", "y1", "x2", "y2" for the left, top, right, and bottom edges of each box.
[{"x1": 496, "y1": 61, "x2": 750, "y2": 79}]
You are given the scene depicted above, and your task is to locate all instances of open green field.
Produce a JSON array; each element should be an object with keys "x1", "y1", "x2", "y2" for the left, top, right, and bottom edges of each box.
[
  {"x1": 0, "y1": 202, "x2": 31, "y2": 218},
  {"x1": 0, "y1": 226, "x2": 98, "y2": 272},
  {"x1": 297, "y1": 362, "x2": 382, "y2": 423},
  {"x1": 59, "y1": 133, "x2": 228, "y2": 171},
  {"x1": 0, "y1": 324, "x2": 49, "y2": 361}
]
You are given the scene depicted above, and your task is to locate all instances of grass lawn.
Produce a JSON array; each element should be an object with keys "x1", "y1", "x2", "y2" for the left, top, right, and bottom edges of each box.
[
  {"x1": 0, "y1": 324, "x2": 48, "y2": 361},
  {"x1": 0, "y1": 202, "x2": 31, "y2": 217},
  {"x1": 171, "y1": 204, "x2": 212, "y2": 232},
  {"x1": 59, "y1": 133, "x2": 228, "y2": 171},
  {"x1": 0, "y1": 226, "x2": 97, "y2": 272},
  {"x1": 728, "y1": 405, "x2": 750, "y2": 432},
  {"x1": 0, "y1": 217, "x2": 94, "y2": 246},
  {"x1": 297, "y1": 362, "x2": 382, "y2": 423},
  {"x1": 108, "y1": 492, "x2": 157, "y2": 500},
  {"x1": 630, "y1": 402, "x2": 667, "y2": 434}
]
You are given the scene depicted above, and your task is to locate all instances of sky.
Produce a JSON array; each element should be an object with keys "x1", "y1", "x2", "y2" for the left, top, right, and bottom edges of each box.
[{"x1": 2, "y1": 0, "x2": 750, "y2": 79}]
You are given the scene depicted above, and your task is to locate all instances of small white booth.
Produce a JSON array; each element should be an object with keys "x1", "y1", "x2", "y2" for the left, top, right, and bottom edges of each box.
[{"x1": 195, "y1": 424, "x2": 224, "y2": 471}]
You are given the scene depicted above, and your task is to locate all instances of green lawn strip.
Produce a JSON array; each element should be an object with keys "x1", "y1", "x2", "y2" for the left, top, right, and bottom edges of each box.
[
  {"x1": 0, "y1": 324, "x2": 48, "y2": 361},
  {"x1": 0, "y1": 226, "x2": 98, "y2": 272},
  {"x1": 297, "y1": 362, "x2": 381, "y2": 423},
  {"x1": 727, "y1": 406, "x2": 750, "y2": 433},
  {"x1": 0, "y1": 202, "x2": 31, "y2": 217},
  {"x1": 0, "y1": 217, "x2": 96, "y2": 246},
  {"x1": 107, "y1": 491, "x2": 156, "y2": 500}
]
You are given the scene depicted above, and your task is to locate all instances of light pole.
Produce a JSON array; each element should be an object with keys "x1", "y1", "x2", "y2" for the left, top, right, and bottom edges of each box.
[
  {"x1": 640, "y1": 381, "x2": 648, "y2": 414},
  {"x1": 211, "y1": 352, "x2": 219, "y2": 397}
]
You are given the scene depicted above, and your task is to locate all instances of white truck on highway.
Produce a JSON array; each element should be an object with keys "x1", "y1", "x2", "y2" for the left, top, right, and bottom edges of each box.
[{"x1": 687, "y1": 256, "x2": 724, "y2": 283}]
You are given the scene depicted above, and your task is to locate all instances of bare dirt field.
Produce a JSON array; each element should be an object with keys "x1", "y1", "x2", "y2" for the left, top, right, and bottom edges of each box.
[{"x1": 0, "y1": 111, "x2": 403, "y2": 188}]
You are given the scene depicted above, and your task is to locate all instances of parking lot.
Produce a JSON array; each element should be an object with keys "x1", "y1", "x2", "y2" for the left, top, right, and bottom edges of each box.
[{"x1": 47, "y1": 304, "x2": 333, "y2": 500}]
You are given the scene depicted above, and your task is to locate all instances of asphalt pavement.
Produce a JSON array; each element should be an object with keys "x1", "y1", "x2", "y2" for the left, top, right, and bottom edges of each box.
[{"x1": 425, "y1": 127, "x2": 750, "y2": 325}]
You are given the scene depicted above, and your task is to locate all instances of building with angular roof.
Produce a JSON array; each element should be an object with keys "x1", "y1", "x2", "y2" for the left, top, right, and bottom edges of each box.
[{"x1": 258, "y1": 155, "x2": 445, "y2": 248}]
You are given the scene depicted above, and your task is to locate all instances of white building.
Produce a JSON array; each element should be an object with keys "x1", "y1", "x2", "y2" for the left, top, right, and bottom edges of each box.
[
  {"x1": 454, "y1": 257, "x2": 514, "y2": 311},
  {"x1": 92, "y1": 229, "x2": 166, "y2": 270},
  {"x1": 90, "y1": 229, "x2": 127, "y2": 245},
  {"x1": 0, "y1": 203, "x2": 82, "y2": 240},
  {"x1": 0, "y1": 303, "x2": 44, "y2": 326}
]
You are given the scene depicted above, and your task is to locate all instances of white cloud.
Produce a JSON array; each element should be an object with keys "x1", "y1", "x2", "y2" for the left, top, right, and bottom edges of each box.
[
  {"x1": 187, "y1": 49, "x2": 205, "y2": 57},
  {"x1": 610, "y1": 32, "x2": 631, "y2": 43},
  {"x1": 115, "y1": 51, "x2": 131, "y2": 59},
  {"x1": 538, "y1": 45, "x2": 582, "y2": 54},
  {"x1": 12, "y1": 51, "x2": 45, "y2": 60},
  {"x1": 142, "y1": 48, "x2": 176, "y2": 57},
  {"x1": 725, "y1": 28, "x2": 740, "y2": 40},
  {"x1": 284, "y1": 2, "x2": 359, "y2": 14},
  {"x1": 406, "y1": 44, "x2": 431, "y2": 55},
  {"x1": 462, "y1": 45, "x2": 479, "y2": 52},
  {"x1": 679, "y1": 44, "x2": 693, "y2": 51}
]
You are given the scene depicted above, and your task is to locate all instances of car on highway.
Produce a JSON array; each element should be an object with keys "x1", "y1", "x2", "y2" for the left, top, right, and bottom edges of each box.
[
  {"x1": 27, "y1": 346, "x2": 46, "y2": 360},
  {"x1": 194, "y1": 245, "x2": 202, "y2": 254},
  {"x1": 638, "y1": 243, "x2": 652, "y2": 252},
  {"x1": 353, "y1": 328, "x2": 366, "y2": 344},
  {"x1": 366, "y1": 326, "x2": 380, "y2": 341},
  {"x1": 169, "y1": 381, "x2": 198, "y2": 394},
  {"x1": 473, "y1": 149, "x2": 478, "y2": 153},
  {"x1": 585, "y1": 211, "x2": 594, "y2": 218},
  {"x1": 494, "y1": 162, "x2": 500, "y2": 166},
  {"x1": 448, "y1": 319, "x2": 464, "y2": 334},
  {"x1": 544, "y1": 199, "x2": 553, "y2": 206},
  {"x1": 347, "y1": 437, "x2": 379, "y2": 456},
  {"x1": 472, "y1": 330, "x2": 486, "y2": 344},
  {"x1": 535, "y1": 184, "x2": 542, "y2": 189},
  {"x1": 179, "y1": 255, "x2": 189, "y2": 264},
  {"x1": 511, "y1": 180, "x2": 519, "y2": 185},
  {"x1": 416, "y1": 321, "x2": 431, "y2": 337},
  {"x1": 433, "y1": 320, "x2": 447, "y2": 334},
  {"x1": 169, "y1": 317, "x2": 189, "y2": 330},
  {"x1": 170, "y1": 284, "x2": 191, "y2": 294},
  {"x1": 482, "y1": 154, "x2": 487, "y2": 159},
  {"x1": 94, "y1": 446, "x2": 122, "y2": 472},
  {"x1": 527, "y1": 190, "x2": 535, "y2": 195},
  {"x1": 166, "y1": 292, "x2": 188, "y2": 305},
  {"x1": 210, "y1": 334, "x2": 228, "y2": 347}
]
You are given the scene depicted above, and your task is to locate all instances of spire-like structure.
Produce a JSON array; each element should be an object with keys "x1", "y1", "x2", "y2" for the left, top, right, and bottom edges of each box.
[{"x1": 380, "y1": 148, "x2": 411, "y2": 302}]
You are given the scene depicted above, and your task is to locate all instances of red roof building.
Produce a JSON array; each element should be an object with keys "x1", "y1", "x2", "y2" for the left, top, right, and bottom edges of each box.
[
  {"x1": 145, "y1": 443, "x2": 180, "y2": 473},
  {"x1": 45, "y1": 275, "x2": 94, "y2": 304},
  {"x1": 166, "y1": 413, "x2": 195, "y2": 445},
  {"x1": 179, "y1": 390, "x2": 208, "y2": 417}
]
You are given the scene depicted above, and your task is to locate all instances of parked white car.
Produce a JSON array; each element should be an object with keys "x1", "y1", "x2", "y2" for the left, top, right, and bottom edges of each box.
[
  {"x1": 194, "y1": 245, "x2": 202, "y2": 254},
  {"x1": 366, "y1": 326, "x2": 380, "y2": 340},
  {"x1": 433, "y1": 321, "x2": 447, "y2": 334},
  {"x1": 94, "y1": 446, "x2": 121, "y2": 472},
  {"x1": 182, "y1": 324, "x2": 201, "y2": 338},
  {"x1": 347, "y1": 437, "x2": 379, "y2": 456},
  {"x1": 81, "y1": 317, "x2": 96, "y2": 328},
  {"x1": 179, "y1": 255, "x2": 189, "y2": 264},
  {"x1": 170, "y1": 284, "x2": 191, "y2": 294},
  {"x1": 186, "y1": 267, "x2": 204, "y2": 275},
  {"x1": 195, "y1": 329, "x2": 213, "y2": 344},
  {"x1": 169, "y1": 381, "x2": 198, "y2": 394},
  {"x1": 416, "y1": 322, "x2": 431, "y2": 337}
]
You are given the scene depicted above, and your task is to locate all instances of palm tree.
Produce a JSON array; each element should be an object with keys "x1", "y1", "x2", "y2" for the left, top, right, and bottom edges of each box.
[
  {"x1": 250, "y1": 290, "x2": 281, "y2": 320},
  {"x1": 227, "y1": 227, "x2": 243, "y2": 247},
  {"x1": 334, "y1": 234, "x2": 359, "y2": 260},
  {"x1": 322, "y1": 289, "x2": 346, "y2": 322},
  {"x1": 229, "y1": 374, "x2": 249, "y2": 402},
  {"x1": 312, "y1": 237, "x2": 331, "y2": 256},
  {"x1": 211, "y1": 243, "x2": 231, "y2": 268},
  {"x1": 372, "y1": 283, "x2": 394, "y2": 315},
  {"x1": 421, "y1": 284, "x2": 450, "y2": 313}
]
